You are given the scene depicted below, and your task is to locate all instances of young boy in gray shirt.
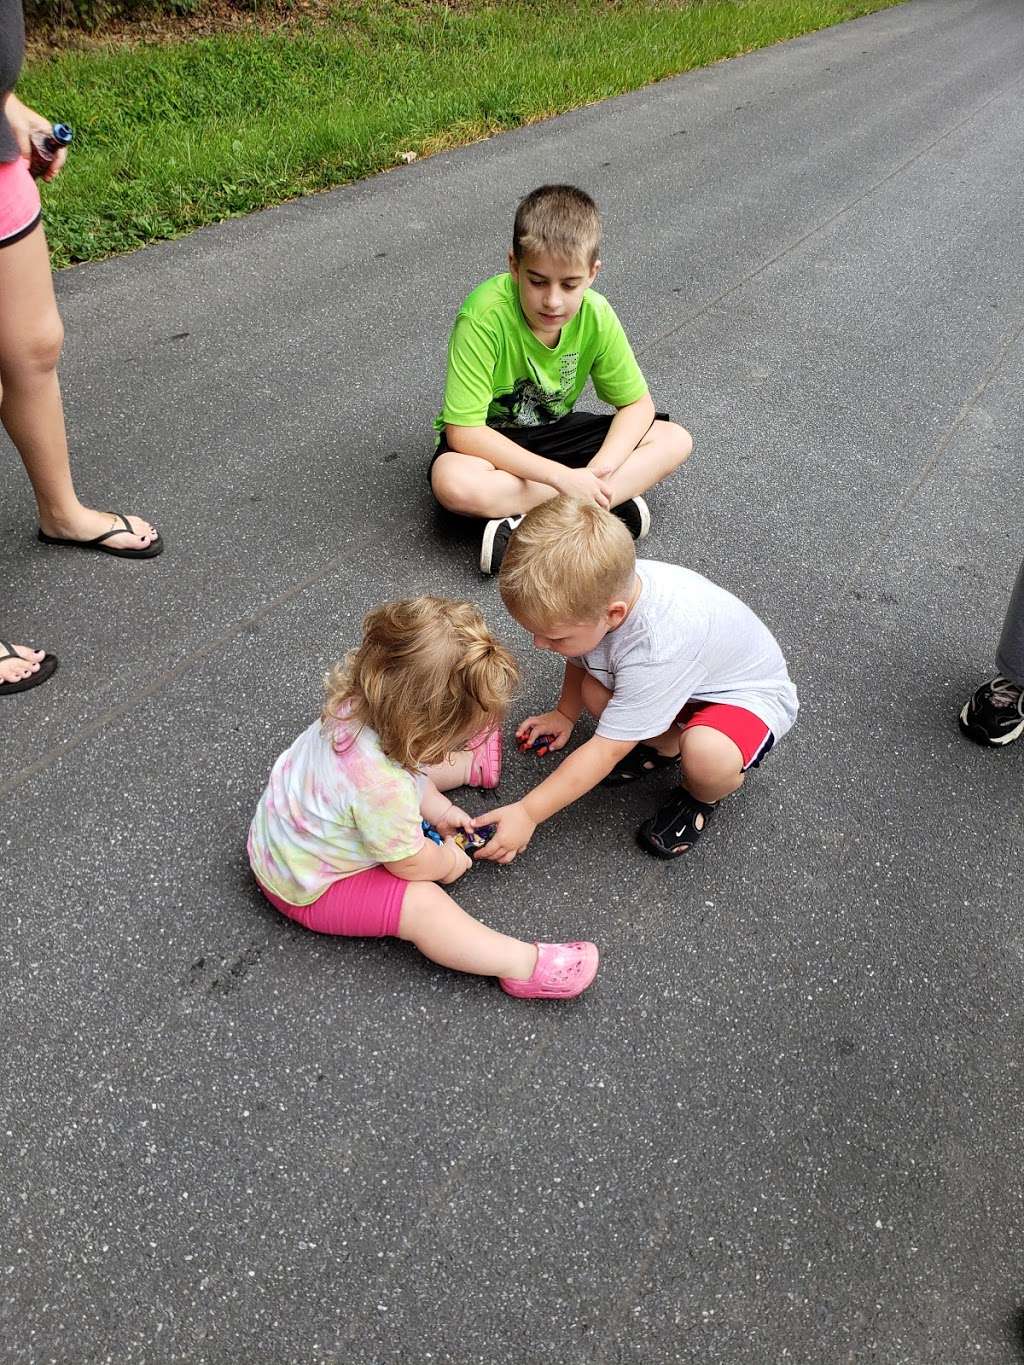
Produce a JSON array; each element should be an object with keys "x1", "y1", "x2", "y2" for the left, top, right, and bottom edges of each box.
[{"x1": 473, "y1": 497, "x2": 798, "y2": 860}]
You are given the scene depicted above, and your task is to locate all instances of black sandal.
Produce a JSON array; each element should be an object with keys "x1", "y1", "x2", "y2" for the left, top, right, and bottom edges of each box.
[
  {"x1": 0, "y1": 640, "x2": 59, "y2": 696},
  {"x1": 601, "y1": 742, "x2": 678, "y2": 787},
  {"x1": 39, "y1": 512, "x2": 163, "y2": 559},
  {"x1": 637, "y1": 789, "x2": 718, "y2": 859}
]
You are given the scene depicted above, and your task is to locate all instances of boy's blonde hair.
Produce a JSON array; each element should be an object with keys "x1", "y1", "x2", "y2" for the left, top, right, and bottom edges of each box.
[
  {"x1": 512, "y1": 185, "x2": 602, "y2": 267},
  {"x1": 323, "y1": 597, "x2": 518, "y2": 770},
  {"x1": 499, "y1": 497, "x2": 636, "y2": 629}
]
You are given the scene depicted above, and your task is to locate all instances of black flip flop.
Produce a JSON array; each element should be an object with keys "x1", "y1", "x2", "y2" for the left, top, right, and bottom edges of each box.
[
  {"x1": 39, "y1": 512, "x2": 163, "y2": 559},
  {"x1": 601, "y1": 742, "x2": 678, "y2": 787},
  {"x1": 0, "y1": 640, "x2": 59, "y2": 696},
  {"x1": 637, "y1": 788, "x2": 718, "y2": 859}
]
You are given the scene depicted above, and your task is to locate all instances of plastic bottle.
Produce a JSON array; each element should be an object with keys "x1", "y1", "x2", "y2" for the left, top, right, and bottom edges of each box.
[{"x1": 29, "y1": 123, "x2": 73, "y2": 179}]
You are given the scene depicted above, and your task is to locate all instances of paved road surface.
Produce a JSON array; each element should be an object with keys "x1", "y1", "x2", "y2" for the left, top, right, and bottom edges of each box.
[{"x1": 3, "y1": 1, "x2": 1023, "y2": 1360}]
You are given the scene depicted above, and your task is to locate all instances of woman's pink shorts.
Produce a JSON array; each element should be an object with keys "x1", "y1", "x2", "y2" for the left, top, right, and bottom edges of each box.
[
  {"x1": 0, "y1": 156, "x2": 41, "y2": 247},
  {"x1": 257, "y1": 864, "x2": 408, "y2": 938}
]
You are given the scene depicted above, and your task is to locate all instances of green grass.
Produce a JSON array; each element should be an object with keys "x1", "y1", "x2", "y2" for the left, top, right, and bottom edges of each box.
[{"x1": 20, "y1": 0, "x2": 901, "y2": 266}]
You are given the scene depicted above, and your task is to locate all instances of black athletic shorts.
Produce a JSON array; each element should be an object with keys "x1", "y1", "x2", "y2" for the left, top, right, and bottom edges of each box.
[{"x1": 428, "y1": 408, "x2": 670, "y2": 488}]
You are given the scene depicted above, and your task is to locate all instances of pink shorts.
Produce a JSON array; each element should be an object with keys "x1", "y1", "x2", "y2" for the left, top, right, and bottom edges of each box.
[
  {"x1": 257, "y1": 865, "x2": 408, "y2": 938},
  {"x1": 676, "y1": 699, "x2": 775, "y2": 771},
  {"x1": 0, "y1": 156, "x2": 41, "y2": 247}
]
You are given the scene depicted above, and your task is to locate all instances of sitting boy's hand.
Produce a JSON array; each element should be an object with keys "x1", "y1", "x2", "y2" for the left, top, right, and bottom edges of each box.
[
  {"x1": 435, "y1": 803, "x2": 473, "y2": 839},
  {"x1": 555, "y1": 466, "x2": 612, "y2": 510},
  {"x1": 471, "y1": 802, "x2": 536, "y2": 864},
  {"x1": 517, "y1": 710, "x2": 574, "y2": 754}
]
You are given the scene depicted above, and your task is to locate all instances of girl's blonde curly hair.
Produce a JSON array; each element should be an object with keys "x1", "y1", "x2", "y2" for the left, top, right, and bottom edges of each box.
[{"x1": 322, "y1": 597, "x2": 519, "y2": 770}]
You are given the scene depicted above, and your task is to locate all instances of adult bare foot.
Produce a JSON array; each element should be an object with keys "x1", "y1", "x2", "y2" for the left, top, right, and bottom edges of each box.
[
  {"x1": 0, "y1": 640, "x2": 58, "y2": 695},
  {"x1": 38, "y1": 506, "x2": 161, "y2": 556}
]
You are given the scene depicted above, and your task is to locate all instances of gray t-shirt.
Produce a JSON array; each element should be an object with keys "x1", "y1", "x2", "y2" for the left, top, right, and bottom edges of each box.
[
  {"x1": 0, "y1": 0, "x2": 25, "y2": 165},
  {"x1": 570, "y1": 559, "x2": 799, "y2": 744}
]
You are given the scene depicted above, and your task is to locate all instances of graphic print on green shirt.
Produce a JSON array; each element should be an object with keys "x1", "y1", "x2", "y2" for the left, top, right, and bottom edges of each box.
[
  {"x1": 493, "y1": 353, "x2": 581, "y2": 427},
  {"x1": 435, "y1": 273, "x2": 648, "y2": 438}
]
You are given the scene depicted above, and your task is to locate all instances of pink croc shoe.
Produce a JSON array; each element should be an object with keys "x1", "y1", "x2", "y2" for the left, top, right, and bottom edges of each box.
[
  {"x1": 500, "y1": 941, "x2": 599, "y2": 1000},
  {"x1": 467, "y1": 726, "x2": 502, "y2": 789}
]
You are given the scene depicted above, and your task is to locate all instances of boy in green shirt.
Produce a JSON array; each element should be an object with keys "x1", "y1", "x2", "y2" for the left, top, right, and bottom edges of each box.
[{"x1": 431, "y1": 184, "x2": 693, "y2": 573}]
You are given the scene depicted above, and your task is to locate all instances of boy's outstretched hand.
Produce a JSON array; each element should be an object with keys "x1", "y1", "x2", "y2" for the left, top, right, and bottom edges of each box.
[
  {"x1": 516, "y1": 709, "x2": 574, "y2": 754},
  {"x1": 472, "y1": 802, "x2": 536, "y2": 863}
]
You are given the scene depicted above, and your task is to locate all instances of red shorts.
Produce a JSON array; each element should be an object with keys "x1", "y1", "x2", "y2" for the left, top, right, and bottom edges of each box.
[
  {"x1": 257, "y1": 864, "x2": 408, "y2": 937},
  {"x1": 675, "y1": 700, "x2": 774, "y2": 771},
  {"x1": 0, "y1": 156, "x2": 41, "y2": 247}
]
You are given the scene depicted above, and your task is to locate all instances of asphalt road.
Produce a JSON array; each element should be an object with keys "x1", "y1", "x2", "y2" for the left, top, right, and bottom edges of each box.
[{"x1": 3, "y1": 1, "x2": 1024, "y2": 1360}]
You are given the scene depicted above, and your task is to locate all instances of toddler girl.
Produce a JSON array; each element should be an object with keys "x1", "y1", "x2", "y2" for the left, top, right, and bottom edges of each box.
[{"x1": 247, "y1": 597, "x2": 598, "y2": 1000}]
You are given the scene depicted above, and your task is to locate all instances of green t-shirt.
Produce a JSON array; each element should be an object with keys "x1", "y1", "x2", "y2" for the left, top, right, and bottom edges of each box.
[{"x1": 435, "y1": 272, "x2": 648, "y2": 437}]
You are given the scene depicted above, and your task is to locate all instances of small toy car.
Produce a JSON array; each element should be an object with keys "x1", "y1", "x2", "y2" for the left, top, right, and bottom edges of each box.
[
  {"x1": 517, "y1": 733, "x2": 556, "y2": 756},
  {"x1": 454, "y1": 823, "x2": 496, "y2": 853},
  {"x1": 422, "y1": 820, "x2": 496, "y2": 855}
]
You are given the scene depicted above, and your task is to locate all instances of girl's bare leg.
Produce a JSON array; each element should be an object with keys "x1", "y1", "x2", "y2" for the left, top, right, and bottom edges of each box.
[
  {"x1": 0, "y1": 225, "x2": 157, "y2": 551},
  {"x1": 398, "y1": 881, "x2": 537, "y2": 980},
  {"x1": 421, "y1": 750, "x2": 475, "y2": 792}
]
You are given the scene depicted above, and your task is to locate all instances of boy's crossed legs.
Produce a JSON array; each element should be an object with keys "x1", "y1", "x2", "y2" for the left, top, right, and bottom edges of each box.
[
  {"x1": 431, "y1": 411, "x2": 692, "y2": 572},
  {"x1": 580, "y1": 674, "x2": 773, "y2": 857}
]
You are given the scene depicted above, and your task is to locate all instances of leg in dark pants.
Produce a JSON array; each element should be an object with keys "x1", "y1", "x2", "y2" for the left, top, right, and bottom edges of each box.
[
  {"x1": 959, "y1": 554, "x2": 1024, "y2": 746},
  {"x1": 995, "y1": 555, "x2": 1024, "y2": 687}
]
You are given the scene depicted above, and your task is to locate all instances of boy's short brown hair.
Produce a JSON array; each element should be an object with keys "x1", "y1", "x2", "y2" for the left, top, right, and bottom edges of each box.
[
  {"x1": 512, "y1": 185, "x2": 602, "y2": 267},
  {"x1": 499, "y1": 497, "x2": 635, "y2": 629}
]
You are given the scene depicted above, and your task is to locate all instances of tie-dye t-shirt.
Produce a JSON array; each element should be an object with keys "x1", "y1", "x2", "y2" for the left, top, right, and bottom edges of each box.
[{"x1": 247, "y1": 712, "x2": 427, "y2": 905}]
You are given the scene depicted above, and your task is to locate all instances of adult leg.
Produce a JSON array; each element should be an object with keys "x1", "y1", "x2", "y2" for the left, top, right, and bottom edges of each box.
[
  {"x1": 959, "y1": 553, "x2": 1024, "y2": 745},
  {"x1": 397, "y1": 880, "x2": 537, "y2": 979},
  {"x1": 0, "y1": 224, "x2": 157, "y2": 551},
  {"x1": 995, "y1": 554, "x2": 1024, "y2": 686},
  {"x1": 0, "y1": 640, "x2": 46, "y2": 685},
  {"x1": 0, "y1": 355, "x2": 54, "y2": 691}
]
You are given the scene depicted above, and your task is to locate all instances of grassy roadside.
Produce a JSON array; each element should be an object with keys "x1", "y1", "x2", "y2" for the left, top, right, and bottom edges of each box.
[{"x1": 20, "y1": 0, "x2": 902, "y2": 267}]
